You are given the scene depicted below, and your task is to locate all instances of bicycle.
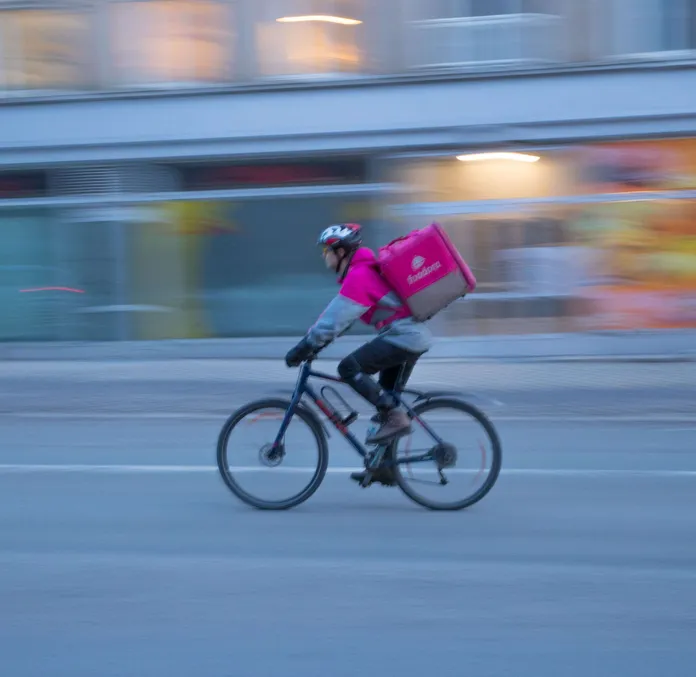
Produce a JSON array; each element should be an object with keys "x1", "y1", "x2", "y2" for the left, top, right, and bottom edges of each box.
[{"x1": 216, "y1": 357, "x2": 502, "y2": 511}]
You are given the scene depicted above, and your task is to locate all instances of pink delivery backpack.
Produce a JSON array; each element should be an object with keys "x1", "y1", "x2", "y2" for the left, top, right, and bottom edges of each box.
[{"x1": 377, "y1": 223, "x2": 477, "y2": 322}]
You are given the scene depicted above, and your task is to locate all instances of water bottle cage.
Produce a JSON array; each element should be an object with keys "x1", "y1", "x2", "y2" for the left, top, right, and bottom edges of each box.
[
  {"x1": 341, "y1": 412, "x2": 359, "y2": 426},
  {"x1": 320, "y1": 385, "x2": 358, "y2": 427}
]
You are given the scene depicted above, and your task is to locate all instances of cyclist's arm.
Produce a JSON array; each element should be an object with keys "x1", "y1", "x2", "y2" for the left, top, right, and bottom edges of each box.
[{"x1": 307, "y1": 293, "x2": 369, "y2": 350}]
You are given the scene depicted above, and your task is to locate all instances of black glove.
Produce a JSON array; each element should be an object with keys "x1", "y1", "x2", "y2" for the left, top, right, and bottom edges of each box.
[{"x1": 285, "y1": 336, "x2": 316, "y2": 367}]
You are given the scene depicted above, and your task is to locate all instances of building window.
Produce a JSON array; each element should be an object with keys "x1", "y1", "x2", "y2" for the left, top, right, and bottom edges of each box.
[
  {"x1": 0, "y1": 8, "x2": 89, "y2": 91},
  {"x1": 658, "y1": 0, "x2": 696, "y2": 51},
  {"x1": 417, "y1": 0, "x2": 553, "y2": 21},
  {"x1": 470, "y1": 0, "x2": 552, "y2": 16},
  {"x1": 254, "y1": 0, "x2": 365, "y2": 78},
  {"x1": 410, "y1": 0, "x2": 560, "y2": 68},
  {"x1": 609, "y1": 0, "x2": 696, "y2": 57},
  {"x1": 108, "y1": 0, "x2": 233, "y2": 86}
]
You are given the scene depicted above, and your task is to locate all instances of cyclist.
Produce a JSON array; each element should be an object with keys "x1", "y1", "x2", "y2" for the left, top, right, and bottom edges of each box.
[{"x1": 285, "y1": 223, "x2": 433, "y2": 486}]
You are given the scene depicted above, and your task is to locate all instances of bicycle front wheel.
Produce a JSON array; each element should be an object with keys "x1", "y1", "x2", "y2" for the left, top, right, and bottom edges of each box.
[
  {"x1": 216, "y1": 398, "x2": 329, "y2": 510},
  {"x1": 390, "y1": 397, "x2": 502, "y2": 511}
]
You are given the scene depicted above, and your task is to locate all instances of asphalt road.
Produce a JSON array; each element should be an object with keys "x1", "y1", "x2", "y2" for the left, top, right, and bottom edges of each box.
[{"x1": 1, "y1": 414, "x2": 696, "y2": 677}]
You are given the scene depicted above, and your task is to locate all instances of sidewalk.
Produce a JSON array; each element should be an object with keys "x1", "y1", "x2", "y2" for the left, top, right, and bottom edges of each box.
[
  {"x1": 0, "y1": 358, "x2": 692, "y2": 418},
  {"x1": 2, "y1": 357, "x2": 694, "y2": 391},
  {"x1": 0, "y1": 329, "x2": 695, "y2": 362}
]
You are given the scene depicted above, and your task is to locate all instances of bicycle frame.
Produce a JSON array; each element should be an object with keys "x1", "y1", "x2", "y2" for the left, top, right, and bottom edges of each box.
[{"x1": 271, "y1": 359, "x2": 446, "y2": 465}]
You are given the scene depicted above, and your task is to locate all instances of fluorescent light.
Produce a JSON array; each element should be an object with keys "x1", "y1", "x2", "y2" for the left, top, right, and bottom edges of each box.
[
  {"x1": 456, "y1": 152, "x2": 540, "y2": 163},
  {"x1": 276, "y1": 15, "x2": 362, "y2": 25}
]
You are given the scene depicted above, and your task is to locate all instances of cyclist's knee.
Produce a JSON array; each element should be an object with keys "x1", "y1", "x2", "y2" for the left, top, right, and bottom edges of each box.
[{"x1": 337, "y1": 354, "x2": 362, "y2": 381}]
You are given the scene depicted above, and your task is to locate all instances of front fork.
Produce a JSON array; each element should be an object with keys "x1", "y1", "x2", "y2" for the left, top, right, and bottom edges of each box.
[{"x1": 271, "y1": 362, "x2": 311, "y2": 456}]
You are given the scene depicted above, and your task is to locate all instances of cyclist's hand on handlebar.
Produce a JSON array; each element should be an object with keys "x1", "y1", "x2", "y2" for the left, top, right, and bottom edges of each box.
[{"x1": 285, "y1": 336, "x2": 316, "y2": 367}]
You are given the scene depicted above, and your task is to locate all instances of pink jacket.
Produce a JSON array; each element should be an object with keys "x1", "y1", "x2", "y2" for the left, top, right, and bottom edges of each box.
[{"x1": 306, "y1": 247, "x2": 433, "y2": 353}]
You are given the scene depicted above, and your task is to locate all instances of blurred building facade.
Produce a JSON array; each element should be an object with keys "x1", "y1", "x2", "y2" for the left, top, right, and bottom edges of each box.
[{"x1": 0, "y1": 0, "x2": 695, "y2": 342}]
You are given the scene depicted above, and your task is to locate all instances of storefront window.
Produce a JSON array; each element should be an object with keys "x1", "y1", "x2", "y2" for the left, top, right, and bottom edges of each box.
[
  {"x1": 398, "y1": 198, "x2": 696, "y2": 337},
  {"x1": 567, "y1": 137, "x2": 696, "y2": 192},
  {"x1": 565, "y1": 198, "x2": 696, "y2": 330},
  {"x1": 0, "y1": 209, "x2": 76, "y2": 341},
  {"x1": 384, "y1": 138, "x2": 696, "y2": 336},
  {"x1": 125, "y1": 195, "x2": 380, "y2": 339},
  {"x1": 422, "y1": 209, "x2": 575, "y2": 336},
  {"x1": 0, "y1": 206, "x2": 145, "y2": 342},
  {"x1": 54, "y1": 211, "x2": 128, "y2": 341},
  {"x1": 109, "y1": 0, "x2": 233, "y2": 85},
  {"x1": 255, "y1": 0, "x2": 366, "y2": 77},
  {"x1": 388, "y1": 152, "x2": 575, "y2": 203},
  {"x1": 0, "y1": 9, "x2": 89, "y2": 90}
]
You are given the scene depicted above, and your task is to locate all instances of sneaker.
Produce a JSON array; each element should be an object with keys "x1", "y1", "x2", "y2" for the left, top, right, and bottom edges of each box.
[
  {"x1": 365, "y1": 409, "x2": 412, "y2": 445},
  {"x1": 350, "y1": 467, "x2": 397, "y2": 488}
]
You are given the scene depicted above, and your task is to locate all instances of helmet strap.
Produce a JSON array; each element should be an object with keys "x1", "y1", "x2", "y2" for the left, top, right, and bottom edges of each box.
[{"x1": 337, "y1": 248, "x2": 356, "y2": 283}]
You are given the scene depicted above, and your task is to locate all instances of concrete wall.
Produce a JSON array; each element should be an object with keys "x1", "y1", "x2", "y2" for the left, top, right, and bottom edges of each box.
[{"x1": 2, "y1": 64, "x2": 696, "y2": 166}]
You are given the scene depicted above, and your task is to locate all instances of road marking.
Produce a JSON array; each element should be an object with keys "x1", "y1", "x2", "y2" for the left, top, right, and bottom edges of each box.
[
  {"x1": 2, "y1": 551, "x2": 696, "y2": 581},
  {"x1": 2, "y1": 551, "x2": 696, "y2": 582},
  {"x1": 0, "y1": 464, "x2": 217, "y2": 473},
  {"x1": 1, "y1": 464, "x2": 696, "y2": 477},
  {"x1": 0, "y1": 412, "x2": 695, "y2": 424}
]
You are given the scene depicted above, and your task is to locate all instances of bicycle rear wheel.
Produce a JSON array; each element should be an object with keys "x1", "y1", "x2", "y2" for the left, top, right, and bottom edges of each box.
[
  {"x1": 216, "y1": 398, "x2": 329, "y2": 510},
  {"x1": 390, "y1": 397, "x2": 502, "y2": 511}
]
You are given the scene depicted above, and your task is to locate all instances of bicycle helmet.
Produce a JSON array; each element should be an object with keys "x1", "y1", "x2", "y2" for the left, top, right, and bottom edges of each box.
[{"x1": 317, "y1": 223, "x2": 363, "y2": 253}]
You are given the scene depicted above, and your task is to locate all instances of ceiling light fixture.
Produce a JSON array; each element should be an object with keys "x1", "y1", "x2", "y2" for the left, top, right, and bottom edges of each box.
[
  {"x1": 456, "y1": 152, "x2": 541, "y2": 163},
  {"x1": 276, "y1": 15, "x2": 362, "y2": 25}
]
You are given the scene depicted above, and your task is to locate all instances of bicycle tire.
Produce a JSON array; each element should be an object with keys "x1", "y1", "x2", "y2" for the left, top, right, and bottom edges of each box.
[
  {"x1": 391, "y1": 397, "x2": 502, "y2": 511},
  {"x1": 216, "y1": 397, "x2": 329, "y2": 510}
]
